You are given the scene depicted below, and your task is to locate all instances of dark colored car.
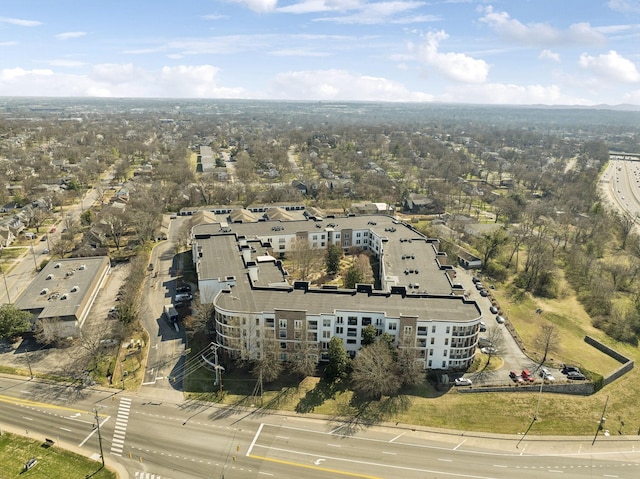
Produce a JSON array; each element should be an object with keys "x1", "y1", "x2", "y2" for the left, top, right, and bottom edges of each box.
[
  {"x1": 567, "y1": 371, "x2": 587, "y2": 380},
  {"x1": 177, "y1": 285, "x2": 191, "y2": 293},
  {"x1": 562, "y1": 365, "x2": 581, "y2": 374},
  {"x1": 509, "y1": 371, "x2": 524, "y2": 383}
]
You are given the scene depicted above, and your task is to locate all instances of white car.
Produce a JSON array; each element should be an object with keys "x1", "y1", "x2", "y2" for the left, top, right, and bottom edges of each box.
[
  {"x1": 480, "y1": 347, "x2": 498, "y2": 354},
  {"x1": 454, "y1": 377, "x2": 472, "y2": 387},
  {"x1": 175, "y1": 293, "x2": 193, "y2": 302},
  {"x1": 496, "y1": 315, "x2": 505, "y2": 324},
  {"x1": 539, "y1": 367, "x2": 555, "y2": 382}
]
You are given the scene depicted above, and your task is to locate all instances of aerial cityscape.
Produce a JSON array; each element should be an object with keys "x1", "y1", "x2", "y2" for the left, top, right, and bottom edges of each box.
[
  {"x1": 1, "y1": 2, "x2": 640, "y2": 479},
  {"x1": 0, "y1": 97, "x2": 639, "y2": 478}
]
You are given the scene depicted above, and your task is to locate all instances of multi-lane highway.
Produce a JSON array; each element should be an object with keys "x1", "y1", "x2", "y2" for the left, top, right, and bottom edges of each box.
[
  {"x1": 604, "y1": 157, "x2": 640, "y2": 219},
  {"x1": 1, "y1": 375, "x2": 639, "y2": 479}
]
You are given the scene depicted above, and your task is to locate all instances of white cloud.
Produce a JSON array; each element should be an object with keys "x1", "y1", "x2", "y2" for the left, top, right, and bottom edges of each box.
[
  {"x1": 539, "y1": 49, "x2": 560, "y2": 62},
  {"x1": 439, "y1": 83, "x2": 594, "y2": 105},
  {"x1": 479, "y1": 6, "x2": 606, "y2": 47},
  {"x1": 278, "y1": 0, "x2": 364, "y2": 14},
  {"x1": 230, "y1": 0, "x2": 278, "y2": 13},
  {"x1": 608, "y1": 0, "x2": 640, "y2": 13},
  {"x1": 0, "y1": 64, "x2": 249, "y2": 98},
  {"x1": 279, "y1": 1, "x2": 435, "y2": 24},
  {"x1": 579, "y1": 50, "x2": 640, "y2": 83},
  {"x1": 56, "y1": 32, "x2": 87, "y2": 40},
  {"x1": 0, "y1": 16, "x2": 42, "y2": 27},
  {"x1": 202, "y1": 14, "x2": 229, "y2": 20},
  {"x1": 414, "y1": 30, "x2": 489, "y2": 83},
  {"x1": 0, "y1": 41, "x2": 18, "y2": 47},
  {"x1": 267, "y1": 69, "x2": 433, "y2": 101},
  {"x1": 269, "y1": 48, "x2": 330, "y2": 56},
  {"x1": 47, "y1": 59, "x2": 86, "y2": 67}
]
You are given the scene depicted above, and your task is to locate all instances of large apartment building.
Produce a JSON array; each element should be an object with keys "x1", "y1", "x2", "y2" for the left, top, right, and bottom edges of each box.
[{"x1": 190, "y1": 209, "x2": 482, "y2": 370}]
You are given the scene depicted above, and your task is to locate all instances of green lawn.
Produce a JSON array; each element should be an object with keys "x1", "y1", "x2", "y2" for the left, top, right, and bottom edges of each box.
[{"x1": 0, "y1": 432, "x2": 116, "y2": 479}]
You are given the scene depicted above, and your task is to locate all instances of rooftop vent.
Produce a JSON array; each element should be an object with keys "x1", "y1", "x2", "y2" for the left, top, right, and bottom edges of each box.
[
  {"x1": 79, "y1": 264, "x2": 86, "y2": 270},
  {"x1": 60, "y1": 294, "x2": 68, "y2": 300},
  {"x1": 54, "y1": 263, "x2": 61, "y2": 268},
  {"x1": 40, "y1": 288, "x2": 49, "y2": 295},
  {"x1": 46, "y1": 274, "x2": 53, "y2": 280},
  {"x1": 70, "y1": 286, "x2": 79, "y2": 292}
]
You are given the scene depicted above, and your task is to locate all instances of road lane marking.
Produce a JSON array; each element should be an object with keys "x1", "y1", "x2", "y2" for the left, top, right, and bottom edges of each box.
[
  {"x1": 258, "y1": 472, "x2": 274, "y2": 476},
  {"x1": 249, "y1": 455, "x2": 383, "y2": 479},
  {"x1": 453, "y1": 439, "x2": 466, "y2": 450},
  {"x1": 59, "y1": 427, "x2": 72, "y2": 432},
  {"x1": 382, "y1": 451, "x2": 396, "y2": 455},
  {"x1": 79, "y1": 415, "x2": 110, "y2": 447},
  {"x1": 438, "y1": 458, "x2": 453, "y2": 462},
  {"x1": 246, "y1": 423, "x2": 265, "y2": 456},
  {"x1": 22, "y1": 416, "x2": 33, "y2": 421},
  {"x1": 389, "y1": 432, "x2": 405, "y2": 443},
  {"x1": 0, "y1": 394, "x2": 97, "y2": 416}
]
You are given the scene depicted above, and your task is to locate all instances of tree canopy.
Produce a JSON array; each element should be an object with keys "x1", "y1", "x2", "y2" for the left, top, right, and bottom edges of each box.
[{"x1": 0, "y1": 304, "x2": 32, "y2": 341}]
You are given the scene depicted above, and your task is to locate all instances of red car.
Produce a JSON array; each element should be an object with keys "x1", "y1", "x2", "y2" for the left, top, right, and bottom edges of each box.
[
  {"x1": 521, "y1": 369, "x2": 535, "y2": 382},
  {"x1": 509, "y1": 371, "x2": 524, "y2": 383}
]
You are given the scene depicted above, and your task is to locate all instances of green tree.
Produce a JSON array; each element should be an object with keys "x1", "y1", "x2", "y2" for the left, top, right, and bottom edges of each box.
[
  {"x1": 361, "y1": 324, "x2": 377, "y2": 346},
  {"x1": 0, "y1": 304, "x2": 32, "y2": 341},
  {"x1": 326, "y1": 244, "x2": 342, "y2": 274},
  {"x1": 325, "y1": 336, "x2": 350, "y2": 382},
  {"x1": 343, "y1": 266, "x2": 363, "y2": 288}
]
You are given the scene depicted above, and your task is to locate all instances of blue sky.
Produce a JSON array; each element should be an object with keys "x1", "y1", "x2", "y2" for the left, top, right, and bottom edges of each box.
[{"x1": 1, "y1": 0, "x2": 640, "y2": 105}]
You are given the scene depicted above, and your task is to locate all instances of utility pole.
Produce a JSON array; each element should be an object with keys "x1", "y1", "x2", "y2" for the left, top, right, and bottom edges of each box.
[
  {"x1": 0, "y1": 250, "x2": 10, "y2": 303},
  {"x1": 592, "y1": 396, "x2": 609, "y2": 445},
  {"x1": 94, "y1": 409, "x2": 105, "y2": 467},
  {"x1": 25, "y1": 348, "x2": 33, "y2": 379}
]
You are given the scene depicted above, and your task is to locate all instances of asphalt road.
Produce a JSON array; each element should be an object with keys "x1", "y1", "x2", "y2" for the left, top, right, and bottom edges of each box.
[{"x1": 1, "y1": 375, "x2": 639, "y2": 479}]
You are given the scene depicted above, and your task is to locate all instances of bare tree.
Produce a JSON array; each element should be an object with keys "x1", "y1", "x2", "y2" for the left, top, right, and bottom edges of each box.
[
  {"x1": 33, "y1": 317, "x2": 67, "y2": 347},
  {"x1": 288, "y1": 321, "x2": 318, "y2": 378},
  {"x1": 351, "y1": 339, "x2": 401, "y2": 400},
  {"x1": 536, "y1": 324, "x2": 559, "y2": 366},
  {"x1": 251, "y1": 327, "x2": 283, "y2": 384},
  {"x1": 289, "y1": 237, "x2": 321, "y2": 281},
  {"x1": 100, "y1": 208, "x2": 129, "y2": 251},
  {"x1": 29, "y1": 208, "x2": 51, "y2": 233},
  {"x1": 396, "y1": 333, "x2": 424, "y2": 388}
]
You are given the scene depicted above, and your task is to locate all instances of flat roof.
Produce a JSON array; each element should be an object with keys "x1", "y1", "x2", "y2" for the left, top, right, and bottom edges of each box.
[
  {"x1": 14, "y1": 256, "x2": 109, "y2": 320},
  {"x1": 194, "y1": 215, "x2": 479, "y2": 322}
]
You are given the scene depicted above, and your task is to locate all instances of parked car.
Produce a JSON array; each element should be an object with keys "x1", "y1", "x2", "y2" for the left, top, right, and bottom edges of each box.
[
  {"x1": 521, "y1": 369, "x2": 535, "y2": 382},
  {"x1": 539, "y1": 368, "x2": 555, "y2": 382},
  {"x1": 472, "y1": 276, "x2": 481, "y2": 284},
  {"x1": 489, "y1": 306, "x2": 498, "y2": 314},
  {"x1": 567, "y1": 371, "x2": 587, "y2": 380},
  {"x1": 479, "y1": 321, "x2": 486, "y2": 332},
  {"x1": 478, "y1": 337, "x2": 493, "y2": 348},
  {"x1": 475, "y1": 283, "x2": 484, "y2": 290},
  {"x1": 176, "y1": 285, "x2": 191, "y2": 293},
  {"x1": 562, "y1": 365, "x2": 581, "y2": 374},
  {"x1": 454, "y1": 377, "x2": 472, "y2": 386},
  {"x1": 479, "y1": 290, "x2": 489, "y2": 297},
  {"x1": 175, "y1": 293, "x2": 193, "y2": 302},
  {"x1": 480, "y1": 347, "x2": 497, "y2": 354},
  {"x1": 148, "y1": 263, "x2": 154, "y2": 271},
  {"x1": 509, "y1": 371, "x2": 524, "y2": 383},
  {"x1": 495, "y1": 315, "x2": 505, "y2": 324},
  {"x1": 40, "y1": 235, "x2": 47, "y2": 242},
  {"x1": 42, "y1": 249, "x2": 49, "y2": 254}
]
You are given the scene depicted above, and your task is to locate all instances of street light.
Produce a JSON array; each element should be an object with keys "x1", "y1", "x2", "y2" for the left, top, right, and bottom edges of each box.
[{"x1": 0, "y1": 249, "x2": 11, "y2": 303}]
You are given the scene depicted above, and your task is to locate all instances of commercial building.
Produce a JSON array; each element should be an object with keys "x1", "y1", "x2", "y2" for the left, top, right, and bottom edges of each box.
[
  {"x1": 192, "y1": 213, "x2": 482, "y2": 370},
  {"x1": 14, "y1": 256, "x2": 111, "y2": 338}
]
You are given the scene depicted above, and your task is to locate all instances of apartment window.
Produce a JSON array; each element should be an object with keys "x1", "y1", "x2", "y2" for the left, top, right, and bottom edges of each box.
[
  {"x1": 428, "y1": 360, "x2": 432, "y2": 367},
  {"x1": 321, "y1": 242, "x2": 325, "y2": 247},
  {"x1": 446, "y1": 326, "x2": 450, "y2": 334},
  {"x1": 347, "y1": 328, "x2": 357, "y2": 337},
  {"x1": 362, "y1": 317, "x2": 372, "y2": 326},
  {"x1": 309, "y1": 320, "x2": 317, "y2": 330},
  {"x1": 294, "y1": 320, "x2": 302, "y2": 330},
  {"x1": 356, "y1": 240, "x2": 361, "y2": 245},
  {"x1": 443, "y1": 350, "x2": 447, "y2": 356},
  {"x1": 313, "y1": 235, "x2": 318, "y2": 240},
  {"x1": 356, "y1": 232, "x2": 361, "y2": 237},
  {"x1": 280, "y1": 342, "x2": 287, "y2": 349},
  {"x1": 347, "y1": 339, "x2": 357, "y2": 344},
  {"x1": 429, "y1": 349, "x2": 433, "y2": 356},
  {"x1": 323, "y1": 319, "x2": 331, "y2": 328},
  {"x1": 281, "y1": 353, "x2": 289, "y2": 361},
  {"x1": 336, "y1": 317, "x2": 344, "y2": 324},
  {"x1": 442, "y1": 361, "x2": 446, "y2": 368},
  {"x1": 388, "y1": 323, "x2": 397, "y2": 331},
  {"x1": 323, "y1": 331, "x2": 331, "y2": 339},
  {"x1": 279, "y1": 330, "x2": 287, "y2": 339},
  {"x1": 336, "y1": 326, "x2": 343, "y2": 334},
  {"x1": 417, "y1": 326, "x2": 427, "y2": 335},
  {"x1": 432, "y1": 325, "x2": 436, "y2": 333},
  {"x1": 335, "y1": 234, "x2": 341, "y2": 239},
  {"x1": 348, "y1": 316, "x2": 358, "y2": 325},
  {"x1": 279, "y1": 319, "x2": 287, "y2": 329},
  {"x1": 266, "y1": 317, "x2": 275, "y2": 327},
  {"x1": 403, "y1": 326, "x2": 413, "y2": 336},
  {"x1": 445, "y1": 338, "x2": 449, "y2": 346},
  {"x1": 430, "y1": 337, "x2": 435, "y2": 345},
  {"x1": 279, "y1": 244, "x2": 285, "y2": 250}
]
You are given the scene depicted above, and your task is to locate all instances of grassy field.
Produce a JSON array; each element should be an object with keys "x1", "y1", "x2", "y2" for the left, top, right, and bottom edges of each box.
[
  {"x1": 182, "y1": 278, "x2": 640, "y2": 436},
  {"x1": 0, "y1": 432, "x2": 115, "y2": 479}
]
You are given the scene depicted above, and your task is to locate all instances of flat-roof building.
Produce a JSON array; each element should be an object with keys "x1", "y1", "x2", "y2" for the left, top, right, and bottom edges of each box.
[
  {"x1": 14, "y1": 256, "x2": 110, "y2": 338},
  {"x1": 192, "y1": 214, "x2": 482, "y2": 370}
]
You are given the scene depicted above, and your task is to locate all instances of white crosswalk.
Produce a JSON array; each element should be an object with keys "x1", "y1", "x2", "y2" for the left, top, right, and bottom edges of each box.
[
  {"x1": 134, "y1": 472, "x2": 167, "y2": 479},
  {"x1": 110, "y1": 397, "x2": 132, "y2": 456}
]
